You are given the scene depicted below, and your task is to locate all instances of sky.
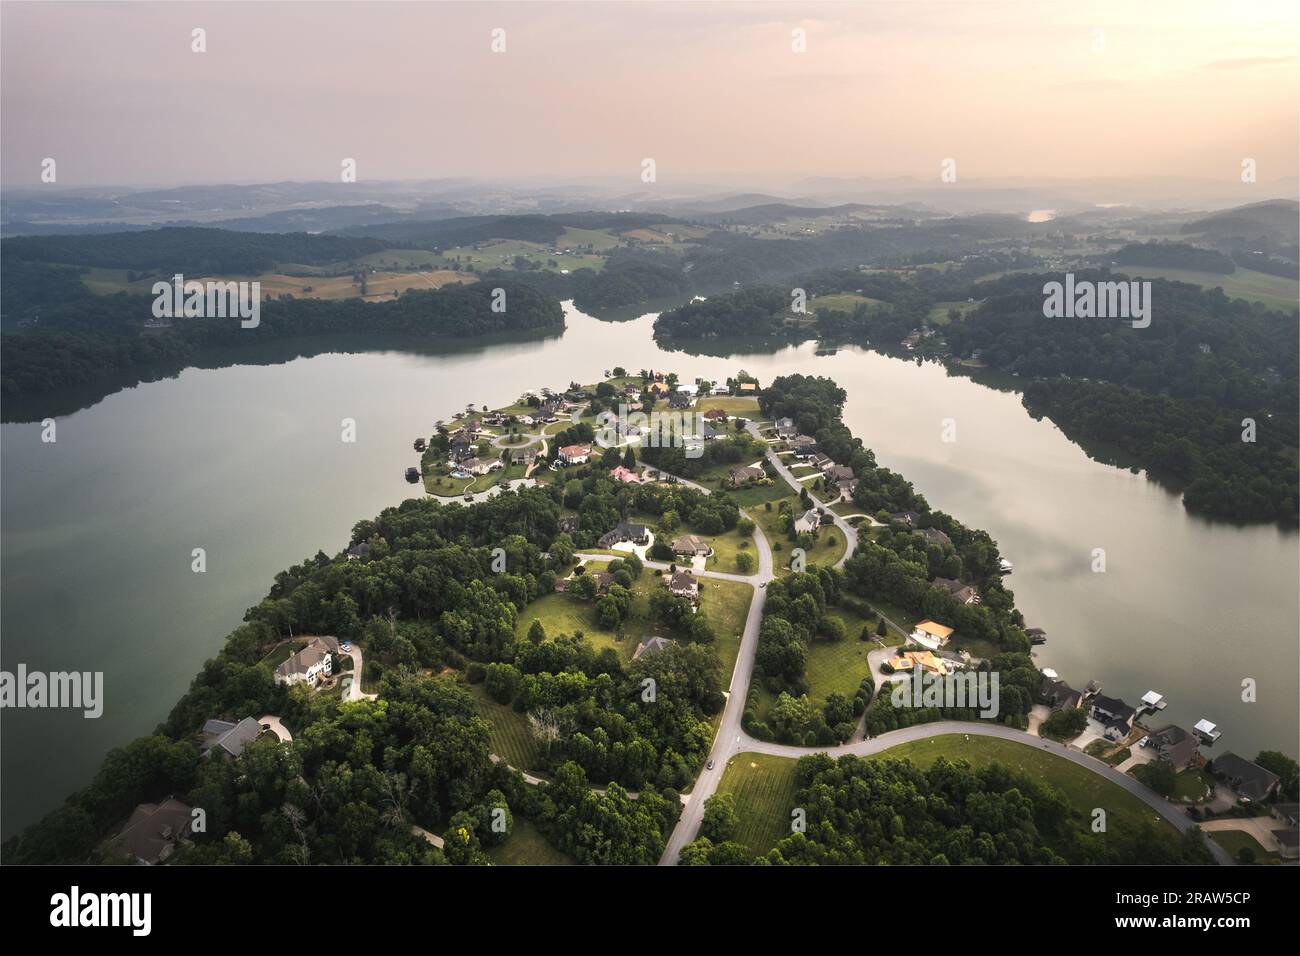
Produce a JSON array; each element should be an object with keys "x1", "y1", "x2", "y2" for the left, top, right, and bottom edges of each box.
[{"x1": 2, "y1": 0, "x2": 1298, "y2": 188}]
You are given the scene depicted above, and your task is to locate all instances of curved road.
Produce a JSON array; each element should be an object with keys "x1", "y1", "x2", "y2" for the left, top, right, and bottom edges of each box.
[{"x1": 656, "y1": 420, "x2": 1230, "y2": 866}]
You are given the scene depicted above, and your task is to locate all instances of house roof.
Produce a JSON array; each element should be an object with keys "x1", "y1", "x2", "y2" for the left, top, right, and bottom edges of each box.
[
  {"x1": 1212, "y1": 752, "x2": 1280, "y2": 801},
  {"x1": 633, "y1": 636, "x2": 673, "y2": 661},
  {"x1": 917, "y1": 527, "x2": 953, "y2": 547},
  {"x1": 672, "y1": 534, "x2": 708, "y2": 552},
  {"x1": 669, "y1": 570, "x2": 697, "y2": 590},
  {"x1": 111, "y1": 798, "x2": 193, "y2": 864},
  {"x1": 913, "y1": 620, "x2": 954, "y2": 639},
  {"x1": 559, "y1": 444, "x2": 591, "y2": 458},
  {"x1": 823, "y1": 465, "x2": 856, "y2": 482},
  {"x1": 1091, "y1": 695, "x2": 1136, "y2": 722},
  {"x1": 275, "y1": 638, "x2": 332, "y2": 680},
  {"x1": 202, "y1": 716, "x2": 262, "y2": 758}
]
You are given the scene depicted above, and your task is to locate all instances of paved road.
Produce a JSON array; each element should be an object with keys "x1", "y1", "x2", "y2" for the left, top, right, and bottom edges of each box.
[{"x1": 654, "y1": 424, "x2": 1231, "y2": 867}]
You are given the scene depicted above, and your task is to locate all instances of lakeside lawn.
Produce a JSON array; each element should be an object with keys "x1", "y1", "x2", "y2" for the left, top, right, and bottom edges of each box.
[
  {"x1": 868, "y1": 734, "x2": 1179, "y2": 837},
  {"x1": 693, "y1": 396, "x2": 763, "y2": 418},
  {"x1": 486, "y1": 817, "x2": 577, "y2": 866},
  {"x1": 698, "y1": 524, "x2": 759, "y2": 576},
  {"x1": 728, "y1": 480, "x2": 792, "y2": 509},
  {"x1": 715, "y1": 752, "x2": 801, "y2": 859}
]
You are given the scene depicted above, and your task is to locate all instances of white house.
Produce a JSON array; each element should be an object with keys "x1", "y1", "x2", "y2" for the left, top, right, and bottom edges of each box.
[{"x1": 275, "y1": 637, "x2": 334, "y2": 687}]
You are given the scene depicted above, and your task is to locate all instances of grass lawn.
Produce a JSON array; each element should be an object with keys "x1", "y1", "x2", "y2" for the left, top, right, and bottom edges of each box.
[
  {"x1": 869, "y1": 734, "x2": 1179, "y2": 837},
  {"x1": 699, "y1": 524, "x2": 758, "y2": 576},
  {"x1": 693, "y1": 396, "x2": 762, "y2": 418},
  {"x1": 696, "y1": 578, "x2": 754, "y2": 681},
  {"x1": 486, "y1": 817, "x2": 577, "y2": 866},
  {"x1": 716, "y1": 752, "x2": 801, "y2": 859},
  {"x1": 467, "y1": 683, "x2": 542, "y2": 770},
  {"x1": 257, "y1": 640, "x2": 306, "y2": 669},
  {"x1": 728, "y1": 481, "x2": 791, "y2": 509},
  {"x1": 927, "y1": 300, "x2": 978, "y2": 324},
  {"x1": 1208, "y1": 829, "x2": 1282, "y2": 865},
  {"x1": 1172, "y1": 768, "x2": 1214, "y2": 802},
  {"x1": 812, "y1": 292, "x2": 887, "y2": 315}
]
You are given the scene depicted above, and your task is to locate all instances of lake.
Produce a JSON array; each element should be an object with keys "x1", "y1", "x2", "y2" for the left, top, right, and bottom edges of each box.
[{"x1": 2, "y1": 301, "x2": 1296, "y2": 837}]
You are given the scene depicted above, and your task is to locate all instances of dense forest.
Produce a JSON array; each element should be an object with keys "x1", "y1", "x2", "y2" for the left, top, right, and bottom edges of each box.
[
  {"x1": 1108, "y1": 241, "x2": 1235, "y2": 274},
  {"x1": 0, "y1": 280, "x2": 565, "y2": 396}
]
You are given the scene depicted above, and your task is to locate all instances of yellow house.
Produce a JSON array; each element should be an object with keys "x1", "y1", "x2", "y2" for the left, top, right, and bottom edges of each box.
[{"x1": 910, "y1": 620, "x2": 954, "y2": 650}]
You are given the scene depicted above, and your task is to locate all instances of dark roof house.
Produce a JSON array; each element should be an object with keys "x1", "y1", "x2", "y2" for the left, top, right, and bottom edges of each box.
[
  {"x1": 1211, "y1": 752, "x2": 1280, "y2": 802},
  {"x1": 109, "y1": 798, "x2": 194, "y2": 865}
]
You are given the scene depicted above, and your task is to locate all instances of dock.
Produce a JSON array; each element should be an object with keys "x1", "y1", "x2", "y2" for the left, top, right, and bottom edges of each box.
[
  {"x1": 1193, "y1": 718, "x2": 1222, "y2": 745},
  {"x1": 1139, "y1": 690, "x2": 1167, "y2": 713}
]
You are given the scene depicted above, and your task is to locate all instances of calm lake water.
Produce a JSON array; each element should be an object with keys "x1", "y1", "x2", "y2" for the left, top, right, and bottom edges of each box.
[{"x1": 2, "y1": 301, "x2": 1297, "y2": 837}]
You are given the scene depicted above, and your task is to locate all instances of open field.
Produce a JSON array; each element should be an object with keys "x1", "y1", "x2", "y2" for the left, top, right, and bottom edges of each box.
[
  {"x1": 716, "y1": 752, "x2": 801, "y2": 859},
  {"x1": 867, "y1": 734, "x2": 1179, "y2": 836},
  {"x1": 468, "y1": 683, "x2": 542, "y2": 771},
  {"x1": 486, "y1": 817, "x2": 576, "y2": 866},
  {"x1": 813, "y1": 292, "x2": 888, "y2": 314},
  {"x1": 697, "y1": 524, "x2": 758, "y2": 576},
  {"x1": 928, "y1": 299, "x2": 979, "y2": 323},
  {"x1": 694, "y1": 396, "x2": 763, "y2": 418},
  {"x1": 555, "y1": 226, "x2": 621, "y2": 251},
  {"x1": 1114, "y1": 265, "x2": 1299, "y2": 313}
]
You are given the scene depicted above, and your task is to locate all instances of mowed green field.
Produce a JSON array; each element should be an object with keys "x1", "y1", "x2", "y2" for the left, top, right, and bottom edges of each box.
[
  {"x1": 715, "y1": 752, "x2": 801, "y2": 859},
  {"x1": 1115, "y1": 265, "x2": 1299, "y2": 313},
  {"x1": 866, "y1": 734, "x2": 1179, "y2": 836},
  {"x1": 813, "y1": 292, "x2": 887, "y2": 314},
  {"x1": 468, "y1": 683, "x2": 542, "y2": 771}
]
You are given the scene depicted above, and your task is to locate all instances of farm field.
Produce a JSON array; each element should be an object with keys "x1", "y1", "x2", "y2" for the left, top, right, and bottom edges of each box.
[{"x1": 813, "y1": 292, "x2": 888, "y2": 314}]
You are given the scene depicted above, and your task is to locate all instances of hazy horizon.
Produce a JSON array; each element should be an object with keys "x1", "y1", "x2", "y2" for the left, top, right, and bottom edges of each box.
[{"x1": 3, "y1": 0, "x2": 1298, "y2": 190}]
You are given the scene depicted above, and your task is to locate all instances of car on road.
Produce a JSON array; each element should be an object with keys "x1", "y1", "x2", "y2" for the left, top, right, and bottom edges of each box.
[
  {"x1": 759, "y1": 582, "x2": 767, "y2": 588},
  {"x1": 464, "y1": 492, "x2": 474, "y2": 501},
  {"x1": 341, "y1": 641, "x2": 352, "y2": 652},
  {"x1": 706, "y1": 759, "x2": 715, "y2": 770}
]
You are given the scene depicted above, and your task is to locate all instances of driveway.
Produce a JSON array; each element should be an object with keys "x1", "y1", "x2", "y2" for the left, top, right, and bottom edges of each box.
[
  {"x1": 321, "y1": 636, "x2": 375, "y2": 701},
  {"x1": 258, "y1": 714, "x2": 293, "y2": 743}
]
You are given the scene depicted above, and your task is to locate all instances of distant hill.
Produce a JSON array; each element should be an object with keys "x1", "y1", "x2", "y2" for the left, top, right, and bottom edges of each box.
[{"x1": 1181, "y1": 200, "x2": 1300, "y2": 246}]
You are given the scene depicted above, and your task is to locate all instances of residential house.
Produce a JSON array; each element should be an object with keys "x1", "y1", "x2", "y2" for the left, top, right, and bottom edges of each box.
[
  {"x1": 933, "y1": 577, "x2": 981, "y2": 605},
  {"x1": 200, "y1": 716, "x2": 263, "y2": 759},
  {"x1": 916, "y1": 527, "x2": 953, "y2": 548},
  {"x1": 887, "y1": 511, "x2": 922, "y2": 527},
  {"x1": 672, "y1": 534, "x2": 711, "y2": 557},
  {"x1": 837, "y1": 478, "x2": 859, "y2": 500},
  {"x1": 609, "y1": 465, "x2": 644, "y2": 484},
  {"x1": 910, "y1": 620, "x2": 954, "y2": 650},
  {"x1": 668, "y1": 392, "x2": 693, "y2": 410},
  {"x1": 458, "y1": 457, "x2": 500, "y2": 477},
  {"x1": 648, "y1": 381, "x2": 670, "y2": 396},
  {"x1": 109, "y1": 798, "x2": 194, "y2": 865},
  {"x1": 792, "y1": 438, "x2": 819, "y2": 458},
  {"x1": 1039, "y1": 675, "x2": 1082, "y2": 712},
  {"x1": 1211, "y1": 752, "x2": 1281, "y2": 803},
  {"x1": 885, "y1": 650, "x2": 952, "y2": 676},
  {"x1": 558, "y1": 515, "x2": 581, "y2": 535},
  {"x1": 598, "y1": 521, "x2": 649, "y2": 548},
  {"x1": 346, "y1": 542, "x2": 371, "y2": 561},
  {"x1": 591, "y1": 571, "x2": 615, "y2": 595},
  {"x1": 1090, "y1": 695, "x2": 1137, "y2": 740},
  {"x1": 1145, "y1": 724, "x2": 1201, "y2": 772},
  {"x1": 737, "y1": 382, "x2": 758, "y2": 393},
  {"x1": 775, "y1": 417, "x2": 797, "y2": 438},
  {"x1": 633, "y1": 636, "x2": 674, "y2": 661},
  {"x1": 558, "y1": 443, "x2": 592, "y2": 465},
  {"x1": 274, "y1": 637, "x2": 334, "y2": 687},
  {"x1": 1272, "y1": 804, "x2": 1300, "y2": 827},
  {"x1": 676, "y1": 383, "x2": 698, "y2": 396},
  {"x1": 794, "y1": 508, "x2": 821, "y2": 534},
  {"x1": 729, "y1": 465, "x2": 766, "y2": 486},
  {"x1": 822, "y1": 464, "x2": 856, "y2": 483},
  {"x1": 669, "y1": 569, "x2": 700, "y2": 604},
  {"x1": 511, "y1": 448, "x2": 536, "y2": 466},
  {"x1": 807, "y1": 453, "x2": 832, "y2": 470}
]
